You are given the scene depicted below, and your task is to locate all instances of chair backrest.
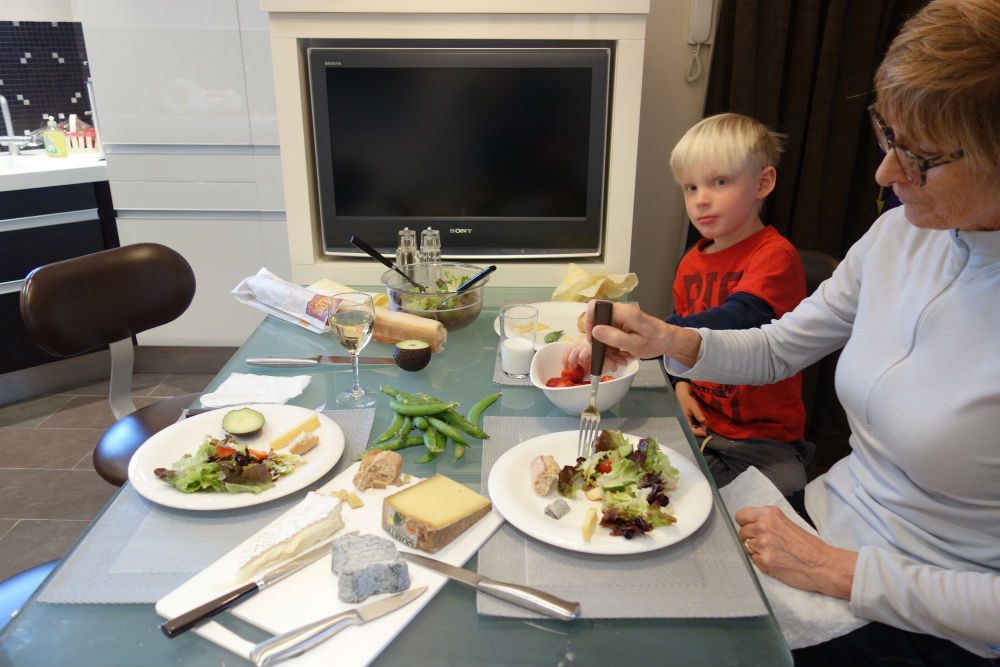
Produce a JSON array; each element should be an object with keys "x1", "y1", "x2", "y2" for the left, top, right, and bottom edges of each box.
[
  {"x1": 798, "y1": 248, "x2": 840, "y2": 295},
  {"x1": 20, "y1": 243, "x2": 195, "y2": 357},
  {"x1": 794, "y1": 248, "x2": 851, "y2": 474},
  {"x1": 20, "y1": 243, "x2": 195, "y2": 419}
]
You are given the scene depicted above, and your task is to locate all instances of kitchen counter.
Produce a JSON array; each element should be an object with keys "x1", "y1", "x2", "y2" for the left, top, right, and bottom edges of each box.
[{"x1": 0, "y1": 151, "x2": 107, "y2": 192}]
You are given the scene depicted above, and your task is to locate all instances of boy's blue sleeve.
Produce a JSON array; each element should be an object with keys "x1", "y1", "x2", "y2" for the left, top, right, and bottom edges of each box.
[{"x1": 662, "y1": 292, "x2": 775, "y2": 384}]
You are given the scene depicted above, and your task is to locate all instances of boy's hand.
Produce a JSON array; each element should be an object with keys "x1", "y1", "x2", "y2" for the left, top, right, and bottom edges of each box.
[
  {"x1": 563, "y1": 338, "x2": 628, "y2": 373},
  {"x1": 674, "y1": 381, "x2": 707, "y2": 436}
]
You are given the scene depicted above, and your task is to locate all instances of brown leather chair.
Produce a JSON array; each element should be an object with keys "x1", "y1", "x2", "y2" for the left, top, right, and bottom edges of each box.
[
  {"x1": 19, "y1": 243, "x2": 198, "y2": 486},
  {"x1": 796, "y1": 249, "x2": 851, "y2": 475}
]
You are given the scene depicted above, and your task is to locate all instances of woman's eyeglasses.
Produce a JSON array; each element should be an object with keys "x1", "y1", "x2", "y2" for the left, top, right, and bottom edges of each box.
[{"x1": 868, "y1": 105, "x2": 964, "y2": 186}]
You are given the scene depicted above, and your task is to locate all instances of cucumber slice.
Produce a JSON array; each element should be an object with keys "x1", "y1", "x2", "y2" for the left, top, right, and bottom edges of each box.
[{"x1": 222, "y1": 408, "x2": 265, "y2": 437}]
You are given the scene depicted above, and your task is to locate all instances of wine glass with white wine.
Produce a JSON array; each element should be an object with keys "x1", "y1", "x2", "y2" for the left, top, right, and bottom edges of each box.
[{"x1": 329, "y1": 292, "x2": 377, "y2": 407}]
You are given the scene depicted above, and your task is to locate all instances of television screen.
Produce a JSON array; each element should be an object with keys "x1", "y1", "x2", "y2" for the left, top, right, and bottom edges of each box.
[{"x1": 307, "y1": 44, "x2": 611, "y2": 260}]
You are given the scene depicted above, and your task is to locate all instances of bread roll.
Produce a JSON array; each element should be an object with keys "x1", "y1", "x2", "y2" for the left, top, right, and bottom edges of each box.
[{"x1": 530, "y1": 455, "x2": 561, "y2": 496}]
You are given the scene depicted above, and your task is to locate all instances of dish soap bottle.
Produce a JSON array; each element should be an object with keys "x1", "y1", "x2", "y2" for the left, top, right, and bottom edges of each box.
[{"x1": 42, "y1": 117, "x2": 68, "y2": 158}]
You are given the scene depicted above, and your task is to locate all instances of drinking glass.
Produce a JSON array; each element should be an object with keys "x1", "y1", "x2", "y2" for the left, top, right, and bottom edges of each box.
[
  {"x1": 499, "y1": 304, "x2": 538, "y2": 378},
  {"x1": 329, "y1": 292, "x2": 377, "y2": 407}
]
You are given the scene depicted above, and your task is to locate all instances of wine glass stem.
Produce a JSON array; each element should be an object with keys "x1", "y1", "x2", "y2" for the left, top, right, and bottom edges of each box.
[{"x1": 351, "y1": 352, "x2": 362, "y2": 397}]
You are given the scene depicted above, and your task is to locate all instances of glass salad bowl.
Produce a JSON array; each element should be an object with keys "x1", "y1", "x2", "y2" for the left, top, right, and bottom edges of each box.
[{"x1": 381, "y1": 262, "x2": 489, "y2": 331}]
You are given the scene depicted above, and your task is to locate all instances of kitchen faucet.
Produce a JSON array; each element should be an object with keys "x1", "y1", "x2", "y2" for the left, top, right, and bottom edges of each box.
[{"x1": 1, "y1": 94, "x2": 33, "y2": 156}]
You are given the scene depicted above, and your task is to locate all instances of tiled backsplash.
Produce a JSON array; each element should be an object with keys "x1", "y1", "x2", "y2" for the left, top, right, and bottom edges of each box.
[{"x1": 0, "y1": 21, "x2": 92, "y2": 137}]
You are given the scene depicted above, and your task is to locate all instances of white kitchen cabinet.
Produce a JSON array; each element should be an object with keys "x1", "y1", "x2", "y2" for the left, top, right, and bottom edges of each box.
[
  {"x1": 237, "y1": 0, "x2": 279, "y2": 146},
  {"x1": 116, "y1": 216, "x2": 292, "y2": 346},
  {"x1": 79, "y1": 0, "x2": 252, "y2": 146}
]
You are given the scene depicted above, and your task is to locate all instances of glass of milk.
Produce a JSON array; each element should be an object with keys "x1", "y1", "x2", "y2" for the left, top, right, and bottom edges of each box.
[{"x1": 499, "y1": 304, "x2": 538, "y2": 378}]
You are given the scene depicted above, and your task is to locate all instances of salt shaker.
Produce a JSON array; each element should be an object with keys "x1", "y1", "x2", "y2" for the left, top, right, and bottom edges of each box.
[
  {"x1": 395, "y1": 227, "x2": 418, "y2": 266},
  {"x1": 419, "y1": 227, "x2": 442, "y2": 263}
]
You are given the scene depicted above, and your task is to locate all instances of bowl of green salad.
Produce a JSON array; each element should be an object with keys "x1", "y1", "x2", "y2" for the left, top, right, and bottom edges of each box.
[{"x1": 381, "y1": 262, "x2": 489, "y2": 331}]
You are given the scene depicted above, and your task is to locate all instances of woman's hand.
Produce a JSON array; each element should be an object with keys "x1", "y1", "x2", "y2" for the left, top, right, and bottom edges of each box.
[
  {"x1": 736, "y1": 506, "x2": 857, "y2": 599},
  {"x1": 674, "y1": 382, "x2": 707, "y2": 437}
]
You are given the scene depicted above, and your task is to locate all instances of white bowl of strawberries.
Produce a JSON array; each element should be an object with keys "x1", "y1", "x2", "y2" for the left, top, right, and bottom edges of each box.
[{"x1": 528, "y1": 341, "x2": 640, "y2": 415}]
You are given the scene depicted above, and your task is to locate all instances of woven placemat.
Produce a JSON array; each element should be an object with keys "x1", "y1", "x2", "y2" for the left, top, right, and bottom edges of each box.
[
  {"x1": 36, "y1": 408, "x2": 375, "y2": 605},
  {"x1": 492, "y1": 350, "x2": 668, "y2": 388},
  {"x1": 476, "y1": 416, "x2": 768, "y2": 619}
]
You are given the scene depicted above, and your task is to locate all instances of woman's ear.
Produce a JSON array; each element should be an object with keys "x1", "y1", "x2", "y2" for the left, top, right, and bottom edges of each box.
[{"x1": 757, "y1": 166, "x2": 777, "y2": 199}]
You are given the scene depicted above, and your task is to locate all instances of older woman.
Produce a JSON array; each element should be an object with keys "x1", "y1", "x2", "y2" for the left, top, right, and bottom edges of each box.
[{"x1": 570, "y1": 0, "x2": 1000, "y2": 663}]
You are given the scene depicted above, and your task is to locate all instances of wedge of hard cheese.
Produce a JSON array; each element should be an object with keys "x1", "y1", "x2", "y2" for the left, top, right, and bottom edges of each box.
[
  {"x1": 231, "y1": 492, "x2": 344, "y2": 583},
  {"x1": 382, "y1": 475, "x2": 491, "y2": 553}
]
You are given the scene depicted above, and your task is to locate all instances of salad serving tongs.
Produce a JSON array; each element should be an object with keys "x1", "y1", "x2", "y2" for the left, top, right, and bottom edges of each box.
[
  {"x1": 578, "y1": 300, "x2": 613, "y2": 457},
  {"x1": 349, "y1": 234, "x2": 426, "y2": 291},
  {"x1": 437, "y1": 264, "x2": 496, "y2": 307}
]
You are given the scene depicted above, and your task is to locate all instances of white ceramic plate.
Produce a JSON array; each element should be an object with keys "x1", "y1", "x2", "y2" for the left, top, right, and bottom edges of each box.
[
  {"x1": 488, "y1": 430, "x2": 713, "y2": 555},
  {"x1": 492, "y1": 301, "x2": 587, "y2": 349},
  {"x1": 128, "y1": 404, "x2": 344, "y2": 511}
]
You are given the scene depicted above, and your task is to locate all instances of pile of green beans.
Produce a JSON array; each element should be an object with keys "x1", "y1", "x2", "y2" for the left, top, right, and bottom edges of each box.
[{"x1": 367, "y1": 385, "x2": 501, "y2": 463}]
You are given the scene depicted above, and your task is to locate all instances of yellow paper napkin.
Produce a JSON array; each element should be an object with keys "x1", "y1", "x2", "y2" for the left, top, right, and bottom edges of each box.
[{"x1": 551, "y1": 263, "x2": 638, "y2": 302}]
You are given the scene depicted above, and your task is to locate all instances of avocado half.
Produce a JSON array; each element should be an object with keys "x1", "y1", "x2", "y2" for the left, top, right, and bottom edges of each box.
[
  {"x1": 393, "y1": 339, "x2": 432, "y2": 371},
  {"x1": 222, "y1": 407, "x2": 265, "y2": 437}
]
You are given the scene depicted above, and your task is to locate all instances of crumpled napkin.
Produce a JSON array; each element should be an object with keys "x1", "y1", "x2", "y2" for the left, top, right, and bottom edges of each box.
[
  {"x1": 200, "y1": 373, "x2": 311, "y2": 408},
  {"x1": 719, "y1": 467, "x2": 869, "y2": 649},
  {"x1": 551, "y1": 263, "x2": 638, "y2": 302}
]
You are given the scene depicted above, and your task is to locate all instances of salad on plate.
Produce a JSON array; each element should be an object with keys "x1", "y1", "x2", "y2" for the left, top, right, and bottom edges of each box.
[
  {"x1": 153, "y1": 434, "x2": 304, "y2": 494},
  {"x1": 557, "y1": 430, "x2": 680, "y2": 539}
]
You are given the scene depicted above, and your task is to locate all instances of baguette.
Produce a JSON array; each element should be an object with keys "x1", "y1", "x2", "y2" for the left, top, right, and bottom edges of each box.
[
  {"x1": 530, "y1": 455, "x2": 561, "y2": 496},
  {"x1": 310, "y1": 279, "x2": 447, "y2": 352}
]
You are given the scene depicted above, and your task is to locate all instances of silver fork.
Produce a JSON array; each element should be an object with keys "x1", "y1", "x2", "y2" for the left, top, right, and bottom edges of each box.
[{"x1": 578, "y1": 300, "x2": 614, "y2": 457}]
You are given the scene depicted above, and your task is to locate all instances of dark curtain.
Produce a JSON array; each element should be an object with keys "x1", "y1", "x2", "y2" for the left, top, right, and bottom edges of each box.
[
  {"x1": 700, "y1": 0, "x2": 928, "y2": 471},
  {"x1": 703, "y1": 0, "x2": 928, "y2": 258}
]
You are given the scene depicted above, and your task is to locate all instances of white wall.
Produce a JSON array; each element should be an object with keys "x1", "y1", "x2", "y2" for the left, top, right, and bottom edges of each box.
[
  {"x1": 0, "y1": 0, "x2": 79, "y2": 22},
  {"x1": 629, "y1": 0, "x2": 715, "y2": 317}
]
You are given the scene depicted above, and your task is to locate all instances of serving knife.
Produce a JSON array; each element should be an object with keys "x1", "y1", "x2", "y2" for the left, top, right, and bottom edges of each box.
[
  {"x1": 160, "y1": 539, "x2": 334, "y2": 638},
  {"x1": 400, "y1": 552, "x2": 580, "y2": 621},
  {"x1": 246, "y1": 355, "x2": 396, "y2": 367},
  {"x1": 248, "y1": 586, "x2": 428, "y2": 667}
]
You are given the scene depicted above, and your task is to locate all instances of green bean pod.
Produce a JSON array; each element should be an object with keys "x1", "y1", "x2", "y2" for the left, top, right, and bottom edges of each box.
[
  {"x1": 356, "y1": 433, "x2": 424, "y2": 457},
  {"x1": 412, "y1": 416, "x2": 429, "y2": 430},
  {"x1": 388, "y1": 399, "x2": 457, "y2": 416},
  {"x1": 468, "y1": 391, "x2": 501, "y2": 426},
  {"x1": 441, "y1": 409, "x2": 489, "y2": 440},
  {"x1": 415, "y1": 448, "x2": 443, "y2": 464},
  {"x1": 372, "y1": 412, "x2": 405, "y2": 444},
  {"x1": 453, "y1": 443, "x2": 466, "y2": 461},
  {"x1": 395, "y1": 415, "x2": 412, "y2": 440},
  {"x1": 427, "y1": 417, "x2": 469, "y2": 446},
  {"x1": 422, "y1": 426, "x2": 445, "y2": 455}
]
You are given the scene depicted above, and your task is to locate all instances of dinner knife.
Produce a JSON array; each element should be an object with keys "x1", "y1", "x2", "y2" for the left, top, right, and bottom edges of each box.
[
  {"x1": 400, "y1": 552, "x2": 580, "y2": 621},
  {"x1": 248, "y1": 585, "x2": 428, "y2": 667},
  {"x1": 246, "y1": 355, "x2": 396, "y2": 367},
  {"x1": 160, "y1": 540, "x2": 334, "y2": 638}
]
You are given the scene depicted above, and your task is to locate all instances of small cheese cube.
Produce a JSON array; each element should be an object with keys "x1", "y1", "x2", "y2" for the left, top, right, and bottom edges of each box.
[
  {"x1": 382, "y1": 475, "x2": 491, "y2": 553},
  {"x1": 269, "y1": 414, "x2": 321, "y2": 450}
]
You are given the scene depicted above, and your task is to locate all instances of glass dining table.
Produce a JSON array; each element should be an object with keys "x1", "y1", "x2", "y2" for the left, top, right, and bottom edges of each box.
[{"x1": 0, "y1": 287, "x2": 792, "y2": 667}]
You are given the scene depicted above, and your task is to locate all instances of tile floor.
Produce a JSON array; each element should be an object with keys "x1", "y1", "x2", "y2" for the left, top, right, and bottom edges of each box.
[{"x1": 0, "y1": 372, "x2": 215, "y2": 582}]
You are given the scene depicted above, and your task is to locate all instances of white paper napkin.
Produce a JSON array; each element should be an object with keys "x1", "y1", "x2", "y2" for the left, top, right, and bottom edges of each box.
[
  {"x1": 199, "y1": 372, "x2": 311, "y2": 408},
  {"x1": 719, "y1": 467, "x2": 869, "y2": 649}
]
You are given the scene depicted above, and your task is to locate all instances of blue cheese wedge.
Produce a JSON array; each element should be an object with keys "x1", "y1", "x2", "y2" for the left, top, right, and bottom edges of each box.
[
  {"x1": 232, "y1": 492, "x2": 344, "y2": 583},
  {"x1": 330, "y1": 532, "x2": 409, "y2": 603}
]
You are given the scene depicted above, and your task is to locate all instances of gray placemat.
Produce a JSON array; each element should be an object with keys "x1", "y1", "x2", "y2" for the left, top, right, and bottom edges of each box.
[
  {"x1": 36, "y1": 408, "x2": 375, "y2": 605},
  {"x1": 492, "y1": 350, "x2": 668, "y2": 388},
  {"x1": 476, "y1": 416, "x2": 768, "y2": 619}
]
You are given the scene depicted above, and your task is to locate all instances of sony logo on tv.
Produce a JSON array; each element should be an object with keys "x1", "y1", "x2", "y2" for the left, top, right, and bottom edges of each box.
[
  {"x1": 324, "y1": 61, "x2": 342, "y2": 66},
  {"x1": 449, "y1": 228, "x2": 473, "y2": 234}
]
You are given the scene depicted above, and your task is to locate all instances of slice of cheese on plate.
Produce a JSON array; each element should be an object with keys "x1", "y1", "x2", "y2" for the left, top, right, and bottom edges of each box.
[
  {"x1": 231, "y1": 491, "x2": 344, "y2": 583},
  {"x1": 269, "y1": 413, "x2": 321, "y2": 450},
  {"x1": 382, "y1": 475, "x2": 491, "y2": 553}
]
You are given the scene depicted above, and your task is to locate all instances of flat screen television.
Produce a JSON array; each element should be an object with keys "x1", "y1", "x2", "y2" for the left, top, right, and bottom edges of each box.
[{"x1": 306, "y1": 41, "x2": 612, "y2": 260}]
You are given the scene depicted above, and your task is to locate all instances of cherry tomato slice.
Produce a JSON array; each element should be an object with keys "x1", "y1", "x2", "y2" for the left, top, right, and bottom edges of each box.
[{"x1": 596, "y1": 458, "x2": 613, "y2": 473}]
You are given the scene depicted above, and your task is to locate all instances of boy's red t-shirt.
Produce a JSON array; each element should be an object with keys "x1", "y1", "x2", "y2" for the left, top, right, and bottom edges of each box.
[{"x1": 673, "y1": 226, "x2": 807, "y2": 442}]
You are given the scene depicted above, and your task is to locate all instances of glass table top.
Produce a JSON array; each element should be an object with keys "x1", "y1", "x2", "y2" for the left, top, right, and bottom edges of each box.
[{"x1": 0, "y1": 287, "x2": 791, "y2": 667}]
